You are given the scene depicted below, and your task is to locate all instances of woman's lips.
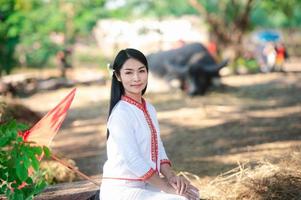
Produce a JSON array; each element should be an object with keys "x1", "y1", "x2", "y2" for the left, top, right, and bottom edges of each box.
[{"x1": 131, "y1": 84, "x2": 143, "y2": 87}]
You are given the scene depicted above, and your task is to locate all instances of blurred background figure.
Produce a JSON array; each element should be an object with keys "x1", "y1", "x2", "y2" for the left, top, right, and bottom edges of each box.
[
  {"x1": 206, "y1": 35, "x2": 220, "y2": 62},
  {"x1": 56, "y1": 48, "x2": 73, "y2": 78},
  {"x1": 261, "y1": 42, "x2": 277, "y2": 73},
  {"x1": 275, "y1": 42, "x2": 289, "y2": 72}
]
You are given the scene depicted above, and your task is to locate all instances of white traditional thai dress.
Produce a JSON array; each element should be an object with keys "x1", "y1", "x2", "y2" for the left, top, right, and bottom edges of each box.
[{"x1": 99, "y1": 95, "x2": 187, "y2": 200}]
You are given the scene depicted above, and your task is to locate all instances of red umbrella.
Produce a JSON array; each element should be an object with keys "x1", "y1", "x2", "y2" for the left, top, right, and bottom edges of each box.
[{"x1": 23, "y1": 88, "x2": 99, "y2": 186}]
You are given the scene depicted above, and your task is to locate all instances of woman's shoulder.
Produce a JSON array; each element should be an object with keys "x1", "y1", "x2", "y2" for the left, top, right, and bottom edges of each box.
[
  {"x1": 108, "y1": 102, "x2": 131, "y2": 126},
  {"x1": 145, "y1": 100, "x2": 157, "y2": 113},
  {"x1": 111, "y1": 100, "x2": 133, "y2": 116}
]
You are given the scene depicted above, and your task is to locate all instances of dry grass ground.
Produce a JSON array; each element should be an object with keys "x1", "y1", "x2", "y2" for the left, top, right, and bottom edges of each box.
[
  {"x1": 17, "y1": 69, "x2": 301, "y2": 198},
  {"x1": 184, "y1": 149, "x2": 301, "y2": 199}
]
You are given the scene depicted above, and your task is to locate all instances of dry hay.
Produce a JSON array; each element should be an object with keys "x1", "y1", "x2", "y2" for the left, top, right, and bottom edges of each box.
[
  {"x1": 40, "y1": 157, "x2": 78, "y2": 184},
  {"x1": 180, "y1": 150, "x2": 301, "y2": 200}
]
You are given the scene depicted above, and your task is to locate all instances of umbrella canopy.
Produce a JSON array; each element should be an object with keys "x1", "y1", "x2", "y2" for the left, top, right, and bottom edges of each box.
[
  {"x1": 23, "y1": 88, "x2": 76, "y2": 146},
  {"x1": 21, "y1": 88, "x2": 100, "y2": 186},
  {"x1": 257, "y1": 31, "x2": 281, "y2": 42}
]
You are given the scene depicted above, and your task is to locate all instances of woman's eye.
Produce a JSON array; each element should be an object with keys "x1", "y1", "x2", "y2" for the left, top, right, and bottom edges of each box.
[
  {"x1": 139, "y1": 70, "x2": 146, "y2": 73},
  {"x1": 125, "y1": 72, "x2": 132, "y2": 75}
]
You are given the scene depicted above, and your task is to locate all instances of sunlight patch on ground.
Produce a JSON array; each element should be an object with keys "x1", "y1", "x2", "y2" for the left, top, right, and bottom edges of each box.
[
  {"x1": 189, "y1": 141, "x2": 301, "y2": 165},
  {"x1": 21, "y1": 85, "x2": 110, "y2": 113},
  {"x1": 71, "y1": 118, "x2": 104, "y2": 127},
  {"x1": 247, "y1": 105, "x2": 301, "y2": 118},
  {"x1": 157, "y1": 105, "x2": 244, "y2": 129},
  {"x1": 52, "y1": 133, "x2": 98, "y2": 148},
  {"x1": 221, "y1": 73, "x2": 285, "y2": 86}
]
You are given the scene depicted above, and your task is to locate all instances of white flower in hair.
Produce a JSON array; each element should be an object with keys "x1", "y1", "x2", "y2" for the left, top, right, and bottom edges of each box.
[{"x1": 107, "y1": 63, "x2": 115, "y2": 77}]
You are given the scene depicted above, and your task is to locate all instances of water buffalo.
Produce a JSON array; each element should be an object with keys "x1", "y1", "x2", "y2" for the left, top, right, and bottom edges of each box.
[{"x1": 147, "y1": 42, "x2": 228, "y2": 95}]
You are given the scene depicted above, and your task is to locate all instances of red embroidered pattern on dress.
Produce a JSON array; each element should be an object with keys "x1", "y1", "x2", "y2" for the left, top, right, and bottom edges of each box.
[
  {"x1": 160, "y1": 159, "x2": 172, "y2": 167},
  {"x1": 121, "y1": 95, "x2": 159, "y2": 171},
  {"x1": 144, "y1": 110, "x2": 158, "y2": 162},
  {"x1": 140, "y1": 168, "x2": 156, "y2": 181},
  {"x1": 103, "y1": 168, "x2": 156, "y2": 181}
]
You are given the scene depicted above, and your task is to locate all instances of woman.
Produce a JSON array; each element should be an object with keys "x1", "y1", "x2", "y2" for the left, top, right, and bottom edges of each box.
[{"x1": 100, "y1": 48, "x2": 200, "y2": 200}]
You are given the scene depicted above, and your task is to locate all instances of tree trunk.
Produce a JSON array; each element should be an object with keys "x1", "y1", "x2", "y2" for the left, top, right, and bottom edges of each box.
[{"x1": 188, "y1": 0, "x2": 255, "y2": 67}]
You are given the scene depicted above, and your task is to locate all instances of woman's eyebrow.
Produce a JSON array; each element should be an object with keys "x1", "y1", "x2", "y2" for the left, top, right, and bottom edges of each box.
[
  {"x1": 138, "y1": 66, "x2": 146, "y2": 70},
  {"x1": 123, "y1": 66, "x2": 146, "y2": 70}
]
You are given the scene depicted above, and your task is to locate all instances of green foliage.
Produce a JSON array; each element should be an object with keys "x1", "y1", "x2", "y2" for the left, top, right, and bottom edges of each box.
[
  {"x1": 231, "y1": 57, "x2": 259, "y2": 74},
  {"x1": 0, "y1": 120, "x2": 51, "y2": 200},
  {"x1": 1, "y1": 0, "x2": 108, "y2": 73},
  {"x1": 123, "y1": 0, "x2": 301, "y2": 28},
  {"x1": 237, "y1": 57, "x2": 259, "y2": 73},
  {"x1": 107, "y1": 0, "x2": 196, "y2": 19},
  {"x1": 73, "y1": 0, "x2": 108, "y2": 35},
  {"x1": 252, "y1": 0, "x2": 301, "y2": 28},
  {"x1": 0, "y1": 0, "x2": 20, "y2": 75},
  {"x1": 15, "y1": 1, "x2": 66, "y2": 68}
]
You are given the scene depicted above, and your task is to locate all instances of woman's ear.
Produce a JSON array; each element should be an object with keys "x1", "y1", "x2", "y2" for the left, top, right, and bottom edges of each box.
[{"x1": 115, "y1": 73, "x2": 121, "y2": 82}]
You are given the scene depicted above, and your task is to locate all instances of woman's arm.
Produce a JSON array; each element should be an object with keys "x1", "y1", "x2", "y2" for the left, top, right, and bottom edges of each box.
[
  {"x1": 161, "y1": 164, "x2": 200, "y2": 199},
  {"x1": 160, "y1": 163, "x2": 176, "y2": 180},
  {"x1": 145, "y1": 173, "x2": 177, "y2": 195}
]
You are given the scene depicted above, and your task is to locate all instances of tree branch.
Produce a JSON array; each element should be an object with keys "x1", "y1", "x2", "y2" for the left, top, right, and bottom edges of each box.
[
  {"x1": 188, "y1": 0, "x2": 231, "y2": 44},
  {"x1": 188, "y1": 0, "x2": 206, "y2": 15},
  {"x1": 237, "y1": 0, "x2": 254, "y2": 32}
]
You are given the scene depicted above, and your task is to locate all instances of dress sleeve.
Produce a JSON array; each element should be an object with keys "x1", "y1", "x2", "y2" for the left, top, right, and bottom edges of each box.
[
  {"x1": 108, "y1": 109, "x2": 155, "y2": 181},
  {"x1": 158, "y1": 136, "x2": 172, "y2": 167}
]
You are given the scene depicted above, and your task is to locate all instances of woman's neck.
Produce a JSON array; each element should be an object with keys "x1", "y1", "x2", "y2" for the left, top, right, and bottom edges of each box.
[{"x1": 124, "y1": 92, "x2": 142, "y2": 103}]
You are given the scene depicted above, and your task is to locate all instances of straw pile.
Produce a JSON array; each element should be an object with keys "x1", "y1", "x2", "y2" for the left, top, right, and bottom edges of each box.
[
  {"x1": 40, "y1": 158, "x2": 77, "y2": 184},
  {"x1": 181, "y1": 150, "x2": 301, "y2": 200}
]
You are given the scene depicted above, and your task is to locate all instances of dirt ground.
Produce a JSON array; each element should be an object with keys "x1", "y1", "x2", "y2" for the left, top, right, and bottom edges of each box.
[{"x1": 18, "y1": 67, "x2": 301, "y2": 184}]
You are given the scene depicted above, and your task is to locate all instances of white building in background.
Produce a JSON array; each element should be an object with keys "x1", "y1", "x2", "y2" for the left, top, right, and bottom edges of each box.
[{"x1": 93, "y1": 15, "x2": 209, "y2": 57}]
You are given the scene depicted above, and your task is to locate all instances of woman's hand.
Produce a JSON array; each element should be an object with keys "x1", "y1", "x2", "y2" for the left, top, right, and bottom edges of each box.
[
  {"x1": 183, "y1": 184, "x2": 200, "y2": 200},
  {"x1": 168, "y1": 175, "x2": 200, "y2": 200},
  {"x1": 168, "y1": 175, "x2": 189, "y2": 195}
]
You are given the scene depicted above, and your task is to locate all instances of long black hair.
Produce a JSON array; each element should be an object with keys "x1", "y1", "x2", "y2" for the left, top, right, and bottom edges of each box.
[{"x1": 107, "y1": 48, "x2": 148, "y2": 138}]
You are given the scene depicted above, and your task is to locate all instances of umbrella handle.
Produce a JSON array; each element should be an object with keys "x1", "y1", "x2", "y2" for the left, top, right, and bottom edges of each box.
[{"x1": 51, "y1": 154, "x2": 100, "y2": 187}]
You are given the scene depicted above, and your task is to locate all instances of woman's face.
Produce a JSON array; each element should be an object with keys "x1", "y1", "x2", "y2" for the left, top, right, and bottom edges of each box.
[{"x1": 117, "y1": 58, "x2": 148, "y2": 100}]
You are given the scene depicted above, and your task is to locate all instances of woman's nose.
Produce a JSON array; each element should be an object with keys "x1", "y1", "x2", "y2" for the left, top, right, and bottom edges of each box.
[{"x1": 133, "y1": 72, "x2": 140, "y2": 81}]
